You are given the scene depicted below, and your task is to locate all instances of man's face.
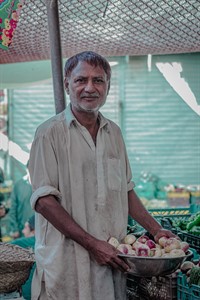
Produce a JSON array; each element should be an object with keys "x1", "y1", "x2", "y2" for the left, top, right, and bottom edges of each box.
[{"x1": 65, "y1": 61, "x2": 110, "y2": 113}]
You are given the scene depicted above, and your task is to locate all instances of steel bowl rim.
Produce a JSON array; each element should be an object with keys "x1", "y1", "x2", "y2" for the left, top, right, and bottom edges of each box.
[{"x1": 117, "y1": 249, "x2": 192, "y2": 260}]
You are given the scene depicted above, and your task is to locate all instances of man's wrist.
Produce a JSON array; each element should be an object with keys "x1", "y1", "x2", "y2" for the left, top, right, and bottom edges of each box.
[{"x1": 150, "y1": 225, "x2": 163, "y2": 237}]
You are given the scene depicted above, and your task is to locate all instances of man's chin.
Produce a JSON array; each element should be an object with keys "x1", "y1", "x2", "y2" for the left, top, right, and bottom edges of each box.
[{"x1": 79, "y1": 105, "x2": 100, "y2": 113}]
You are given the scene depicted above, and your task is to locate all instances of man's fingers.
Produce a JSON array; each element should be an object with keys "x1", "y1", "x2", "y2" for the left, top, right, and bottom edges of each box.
[{"x1": 108, "y1": 256, "x2": 130, "y2": 273}]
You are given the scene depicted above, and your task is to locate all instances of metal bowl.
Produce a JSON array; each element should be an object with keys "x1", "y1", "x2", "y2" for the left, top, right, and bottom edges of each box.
[{"x1": 118, "y1": 250, "x2": 192, "y2": 277}]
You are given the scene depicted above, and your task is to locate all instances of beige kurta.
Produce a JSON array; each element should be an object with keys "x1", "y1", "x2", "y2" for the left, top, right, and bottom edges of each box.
[{"x1": 29, "y1": 104, "x2": 134, "y2": 300}]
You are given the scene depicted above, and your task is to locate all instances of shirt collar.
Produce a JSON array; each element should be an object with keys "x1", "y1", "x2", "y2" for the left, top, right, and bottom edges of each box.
[
  {"x1": 64, "y1": 104, "x2": 76, "y2": 127},
  {"x1": 65, "y1": 103, "x2": 109, "y2": 132}
]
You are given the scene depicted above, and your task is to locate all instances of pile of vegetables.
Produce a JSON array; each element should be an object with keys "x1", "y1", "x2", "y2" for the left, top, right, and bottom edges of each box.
[
  {"x1": 180, "y1": 259, "x2": 200, "y2": 286},
  {"x1": 173, "y1": 212, "x2": 200, "y2": 236},
  {"x1": 108, "y1": 234, "x2": 189, "y2": 258}
]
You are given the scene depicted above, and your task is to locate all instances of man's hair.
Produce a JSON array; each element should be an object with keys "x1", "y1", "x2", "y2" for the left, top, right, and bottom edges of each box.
[{"x1": 64, "y1": 51, "x2": 111, "y2": 81}]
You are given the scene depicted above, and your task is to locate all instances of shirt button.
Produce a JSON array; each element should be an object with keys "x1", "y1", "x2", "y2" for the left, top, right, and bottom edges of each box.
[{"x1": 47, "y1": 291, "x2": 51, "y2": 297}]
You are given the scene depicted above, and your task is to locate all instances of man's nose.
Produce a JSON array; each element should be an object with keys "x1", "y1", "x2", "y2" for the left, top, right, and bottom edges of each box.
[{"x1": 84, "y1": 80, "x2": 95, "y2": 92}]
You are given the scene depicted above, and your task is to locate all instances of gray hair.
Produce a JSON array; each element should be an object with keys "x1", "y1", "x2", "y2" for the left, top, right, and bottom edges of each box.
[{"x1": 64, "y1": 51, "x2": 111, "y2": 82}]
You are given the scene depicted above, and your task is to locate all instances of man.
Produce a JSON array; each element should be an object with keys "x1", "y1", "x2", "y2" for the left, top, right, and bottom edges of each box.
[
  {"x1": 11, "y1": 214, "x2": 35, "y2": 248},
  {"x1": 8, "y1": 165, "x2": 33, "y2": 238},
  {"x1": 29, "y1": 51, "x2": 175, "y2": 300}
]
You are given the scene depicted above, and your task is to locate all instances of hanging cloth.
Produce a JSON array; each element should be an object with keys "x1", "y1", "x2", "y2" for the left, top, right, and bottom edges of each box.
[{"x1": 0, "y1": 0, "x2": 24, "y2": 50}]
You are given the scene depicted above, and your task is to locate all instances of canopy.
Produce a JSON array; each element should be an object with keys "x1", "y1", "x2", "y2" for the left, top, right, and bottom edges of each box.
[{"x1": 0, "y1": 0, "x2": 200, "y2": 64}]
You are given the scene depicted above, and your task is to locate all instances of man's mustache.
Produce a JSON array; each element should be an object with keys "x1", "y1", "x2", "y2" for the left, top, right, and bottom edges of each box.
[{"x1": 81, "y1": 94, "x2": 99, "y2": 98}]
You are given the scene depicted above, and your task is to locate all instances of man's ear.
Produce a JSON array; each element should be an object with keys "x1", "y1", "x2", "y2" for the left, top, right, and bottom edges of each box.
[{"x1": 64, "y1": 77, "x2": 69, "y2": 94}]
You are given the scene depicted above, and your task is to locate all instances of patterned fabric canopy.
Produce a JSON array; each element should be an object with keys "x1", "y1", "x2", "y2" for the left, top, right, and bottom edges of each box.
[
  {"x1": 0, "y1": 0, "x2": 24, "y2": 50},
  {"x1": 0, "y1": 0, "x2": 200, "y2": 64}
]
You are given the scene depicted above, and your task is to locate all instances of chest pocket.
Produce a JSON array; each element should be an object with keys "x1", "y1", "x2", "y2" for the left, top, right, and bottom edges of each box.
[{"x1": 107, "y1": 158, "x2": 122, "y2": 191}]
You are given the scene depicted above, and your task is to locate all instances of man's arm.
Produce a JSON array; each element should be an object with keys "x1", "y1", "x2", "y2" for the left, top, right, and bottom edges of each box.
[
  {"x1": 128, "y1": 189, "x2": 176, "y2": 242},
  {"x1": 35, "y1": 195, "x2": 130, "y2": 272}
]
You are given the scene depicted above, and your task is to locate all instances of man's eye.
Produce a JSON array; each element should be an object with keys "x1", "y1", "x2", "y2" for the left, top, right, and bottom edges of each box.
[
  {"x1": 76, "y1": 78, "x2": 85, "y2": 83},
  {"x1": 95, "y1": 78, "x2": 104, "y2": 83}
]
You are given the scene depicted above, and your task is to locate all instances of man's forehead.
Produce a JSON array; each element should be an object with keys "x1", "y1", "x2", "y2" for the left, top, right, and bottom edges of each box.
[{"x1": 71, "y1": 61, "x2": 107, "y2": 77}]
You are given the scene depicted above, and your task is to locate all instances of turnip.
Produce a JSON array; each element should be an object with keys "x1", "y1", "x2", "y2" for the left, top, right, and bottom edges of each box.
[
  {"x1": 132, "y1": 241, "x2": 143, "y2": 251},
  {"x1": 180, "y1": 261, "x2": 195, "y2": 273},
  {"x1": 154, "y1": 248, "x2": 162, "y2": 257},
  {"x1": 168, "y1": 249, "x2": 185, "y2": 257},
  {"x1": 161, "y1": 249, "x2": 166, "y2": 255},
  {"x1": 180, "y1": 241, "x2": 190, "y2": 253},
  {"x1": 117, "y1": 243, "x2": 132, "y2": 254},
  {"x1": 129, "y1": 249, "x2": 136, "y2": 256},
  {"x1": 149, "y1": 248, "x2": 156, "y2": 257},
  {"x1": 145, "y1": 239, "x2": 156, "y2": 249},
  {"x1": 158, "y1": 236, "x2": 168, "y2": 247},
  {"x1": 155, "y1": 244, "x2": 162, "y2": 249},
  {"x1": 123, "y1": 234, "x2": 137, "y2": 245},
  {"x1": 108, "y1": 237, "x2": 120, "y2": 248},
  {"x1": 135, "y1": 243, "x2": 150, "y2": 257},
  {"x1": 162, "y1": 253, "x2": 171, "y2": 258},
  {"x1": 137, "y1": 235, "x2": 149, "y2": 244},
  {"x1": 186, "y1": 269, "x2": 192, "y2": 279},
  {"x1": 164, "y1": 238, "x2": 181, "y2": 253}
]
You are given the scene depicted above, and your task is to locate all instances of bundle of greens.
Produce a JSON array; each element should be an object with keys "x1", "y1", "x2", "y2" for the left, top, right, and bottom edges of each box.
[{"x1": 173, "y1": 212, "x2": 200, "y2": 236}]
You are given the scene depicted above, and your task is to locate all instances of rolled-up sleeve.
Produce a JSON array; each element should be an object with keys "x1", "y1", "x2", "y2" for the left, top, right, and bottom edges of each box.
[
  {"x1": 30, "y1": 185, "x2": 62, "y2": 209},
  {"x1": 29, "y1": 127, "x2": 61, "y2": 210}
]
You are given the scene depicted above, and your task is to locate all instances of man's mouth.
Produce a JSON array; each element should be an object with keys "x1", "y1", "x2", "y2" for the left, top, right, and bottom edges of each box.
[{"x1": 81, "y1": 96, "x2": 98, "y2": 100}]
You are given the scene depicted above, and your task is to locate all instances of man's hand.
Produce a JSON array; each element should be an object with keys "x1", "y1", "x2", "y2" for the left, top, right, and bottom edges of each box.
[
  {"x1": 10, "y1": 231, "x2": 20, "y2": 239},
  {"x1": 35, "y1": 196, "x2": 130, "y2": 273},
  {"x1": 88, "y1": 239, "x2": 130, "y2": 273},
  {"x1": 153, "y1": 228, "x2": 178, "y2": 243}
]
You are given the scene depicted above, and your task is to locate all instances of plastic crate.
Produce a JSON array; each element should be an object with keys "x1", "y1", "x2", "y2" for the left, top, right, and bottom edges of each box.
[
  {"x1": 190, "y1": 192, "x2": 200, "y2": 214},
  {"x1": 149, "y1": 208, "x2": 191, "y2": 225},
  {"x1": 177, "y1": 273, "x2": 200, "y2": 300},
  {"x1": 127, "y1": 274, "x2": 177, "y2": 300},
  {"x1": 126, "y1": 275, "x2": 140, "y2": 300},
  {"x1": 149, "y1": 208, "x2": 190, "y2": 218},
  {"x1": 177, "y1": 231, "x2": 200, "y2": 254},
  {"x1": 139, "y1": 275, "x2": 177, "y2": 300}
]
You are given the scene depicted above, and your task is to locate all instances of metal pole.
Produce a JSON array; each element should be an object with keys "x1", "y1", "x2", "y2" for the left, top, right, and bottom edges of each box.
[{"x1": 46, "y1": 0, "x2": 66, "y2": 114}]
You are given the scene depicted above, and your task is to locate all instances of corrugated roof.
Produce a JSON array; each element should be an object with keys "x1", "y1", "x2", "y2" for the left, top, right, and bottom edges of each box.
[{"x1": 1, "y1": 0, "x2": 200, "y2": 64}]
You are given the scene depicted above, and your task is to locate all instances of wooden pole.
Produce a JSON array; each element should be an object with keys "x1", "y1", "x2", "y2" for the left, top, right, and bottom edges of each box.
[{"x1": 46, "y1": 0, "x2": 66, "y2": 114}]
